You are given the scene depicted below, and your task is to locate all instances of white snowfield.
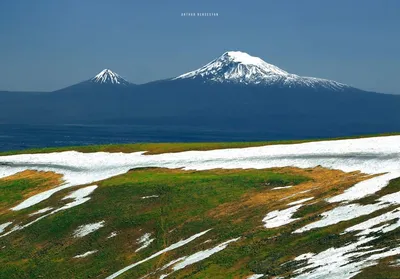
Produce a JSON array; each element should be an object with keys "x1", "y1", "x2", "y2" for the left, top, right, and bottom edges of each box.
[
  {"x1": 0, "y1": 135, "x2": 400, "y2": 278},
  {"x1": 1, "y1": 135, "x2": 399, "y2": 212}
]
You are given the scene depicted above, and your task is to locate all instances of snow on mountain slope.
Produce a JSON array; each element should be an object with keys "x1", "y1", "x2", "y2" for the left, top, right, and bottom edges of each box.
[
  {"x1": 90, "y1": 69, "x2": 131, "y2": 85},
  {"x1": 174, "y1": 51, "x2": 350, "y2": 91}
]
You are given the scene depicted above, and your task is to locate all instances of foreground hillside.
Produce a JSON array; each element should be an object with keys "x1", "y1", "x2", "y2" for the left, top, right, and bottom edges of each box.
[{"x1": 0, "y1": 136, "x2": 399, "y2": 278}]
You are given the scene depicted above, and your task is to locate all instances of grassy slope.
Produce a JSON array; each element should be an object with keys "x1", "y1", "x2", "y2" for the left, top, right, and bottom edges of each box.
[
  {"x1": 0, "y1": 168, "x2": 307, "y2": 278},
  {"x1": 0, "y1": 170, "x2": 62, "y2": 214},
  {"x1": 1, "y1": 165, "x2": 397, "y2": 279},
  {"x1": 0, "y1": 138, "x2": 399, "y2": 278},
  {"x1": 1, "y1": 132, "x2": 399, "y2": 156}
]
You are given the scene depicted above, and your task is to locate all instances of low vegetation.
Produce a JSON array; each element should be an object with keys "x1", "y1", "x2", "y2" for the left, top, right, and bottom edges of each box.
[
  {"x1": 0, "y1": 170, "x2": 62, "y2": 214},
  {"x1": 0, "y1": 141, "x2": 399, "y2": 278}
]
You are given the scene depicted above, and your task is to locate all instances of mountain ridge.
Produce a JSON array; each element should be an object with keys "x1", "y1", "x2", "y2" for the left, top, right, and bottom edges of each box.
[
  {"x1": 0, "y1": 51, "x2": 400, "y2": 140},
  {"x1": 173, "y1": 51, "x2": 351, "y2": 91},
  {"x1": 0, "y1": 51, "x2": 387, "y2": 94}
]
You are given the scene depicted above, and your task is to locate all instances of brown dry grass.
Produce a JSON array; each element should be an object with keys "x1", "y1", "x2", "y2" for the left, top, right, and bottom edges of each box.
[
  {"x1": 209, "y1": 166, "x2": 377, "y2": 218},
  {"x1": 0, "y1": 170, "x2": 63, "y2": 213},
  {"x1": 3, "y1": 169, "x2": 63, "y2": 185}
]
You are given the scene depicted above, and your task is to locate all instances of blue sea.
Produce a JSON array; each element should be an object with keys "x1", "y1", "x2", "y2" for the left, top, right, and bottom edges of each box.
[{"x1": 0, "y1": 124, "x2": 287, "y2": 152}]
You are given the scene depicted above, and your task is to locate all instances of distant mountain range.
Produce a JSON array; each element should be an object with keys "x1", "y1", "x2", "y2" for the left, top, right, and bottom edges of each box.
[
  {"x1": 1, "y1": 51, "x2": 400, "y2": 140},
  {"x1": 58, "y1": 51, "x2": 354, "y2": 90}
]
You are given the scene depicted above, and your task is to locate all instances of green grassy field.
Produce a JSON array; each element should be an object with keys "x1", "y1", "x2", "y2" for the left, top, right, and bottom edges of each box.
[
  {"x1": 1, "y1": 165, "x2": 397, "y2": 278},
  {"x1": 0, "y1": 140, "x2": 399, "y2": 278}
]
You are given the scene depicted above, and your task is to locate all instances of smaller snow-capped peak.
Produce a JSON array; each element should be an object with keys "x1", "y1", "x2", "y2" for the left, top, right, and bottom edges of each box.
[
  {"x1": 174, "y1": 51, "x2": 350, "y2": 91},
  {"x1": 90, "y1": 69, "x2": 130, "y2": 85}
]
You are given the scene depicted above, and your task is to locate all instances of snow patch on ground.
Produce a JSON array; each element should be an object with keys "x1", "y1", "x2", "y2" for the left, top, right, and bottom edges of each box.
[
  {"x1": 345, "y1": 208, "x2": 400, "y2": 236},
  {"x1": 292, "y1": 192, "x2": 400, "y2": 278},
  {"x1": 271, "y1": 185, "x2": 292, "y2": 190},
  {"x1": 105, "y1": 229, "x2": 211, "y2": 279},
  {"x1": 263, "y1": 205, "x2": 302, "y2": 228},
  {"x1": 327, "y1": 172, "x2": 400, "y2": 204},
  {"x1": 73, "y1": 221, "x2": 105, "y2": 238},
  {"x1": 294, "y1": 204, "x2": 382, "y2": 233},
  {"x1": 0, "y1": 186, "x2": 97, "y2": 238},
  {"x1": 294, "y1": 253, "x2": 315, "y2": 261},
  {"x1": 63, "y1": 185, "x2": 97, "y2": 201},
  {"x1": 160, "y1": 237, "x2": 240, "y2": 278},
  {"x1": 161, "y1": 257, "x2": 186, "y2": 270},
  {"x1": 0, "y1": 222, "x2": 12, "y2": 234},
  {"x1": 107, "y1": 232, "x2": 117, "y2": 239},
  {"x1": 172, "y1": 237, "x2": 240, "y2": 271},
  {"x1": 294, "y1": 191, "x2": 400, "y2": 233},
  {"x1": 288, "y1": 197, "x2": 314, "y2": 206},
  {"x1": 135, "y1": 233, "x2": 155, "y2": 252},
  {"x1": 141, "y1": 195, "x2": 159, "y2": 199},
  {"x1": 279, "y1": 192, "x2": 298, "y2": 201},
  {"x1": 293, "y1": 236, "x2": 400, "y2": 279},
  {"x1": 280, "y1": 189, "x2": 314, "y2": 202},
  {"x1": 74, "y1": 250, "x2": 98, "y2": 258},
  {"x1": 390, "y1": 259, "x2": 400, "y2": 267},
  {"x1": 29, "y1": 207, "x2": 53, "y2": 216}
]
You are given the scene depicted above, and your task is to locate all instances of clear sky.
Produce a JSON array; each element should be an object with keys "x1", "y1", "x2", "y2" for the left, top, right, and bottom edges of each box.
[{"x1": 0, "y1": 0, "x2": 399, "y2": 93}]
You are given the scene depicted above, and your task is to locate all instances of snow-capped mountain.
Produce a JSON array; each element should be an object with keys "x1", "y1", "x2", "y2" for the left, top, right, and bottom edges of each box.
[
  {"x1": 174, "y1": 51, "x2": 350, "y2": 91},
  {"x1": 2, "y1": 52, "x2": 400, "y2": 139},
  {"x1": 90, "y1": 69, "x2": 131, "y2": 86}
]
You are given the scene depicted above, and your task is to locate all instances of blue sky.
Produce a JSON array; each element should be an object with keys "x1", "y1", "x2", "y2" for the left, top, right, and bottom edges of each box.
[{"x1": 0, "y1": 0, "x2": 399, "y2": 93}]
